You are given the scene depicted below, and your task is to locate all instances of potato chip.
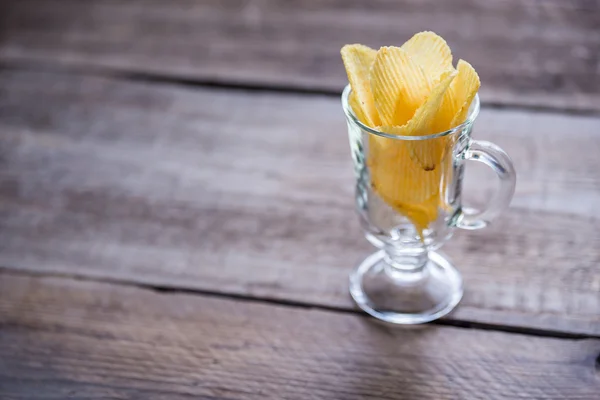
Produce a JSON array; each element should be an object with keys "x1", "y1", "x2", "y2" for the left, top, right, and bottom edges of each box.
[
  {"x1": 341, "y1": 44, "x2": 380, "y2": 127},
  {"x1": 368, "y1": 134, "x2": 442, "y2": 238},
  {"x1": 399, "y1": 69, "x2": 457, "y2": 135},
  {"x1": 408, "y1": 70, "x2": 457, "y2": 170},
  {"x1": 388, "y1": 69, "x2": 457, "y2": 170},
  {"x1": 369, "y1": 135, "x2": 440, "y2": 203},
  {"x1": 369, "y1": 70, "x2": 455, "y2": 236},
  {"x1": 370, "y1": 46, "x2": 429, "y2": 126},
  {"x1": 450, "y1": 59, "x2": 480, "y2": 127},
  {"x1": 348, "y1": 91, "x2": 369, "y2": 124},
  {"x1": 433, "y1": 60, "x2": 479, "y2": 132},
  {"x1": 432, "y1": 84, "x2": 458, "y2": 132},
  {"x1": 401, "y1": 31, "x2": 453, "y2": 83}
]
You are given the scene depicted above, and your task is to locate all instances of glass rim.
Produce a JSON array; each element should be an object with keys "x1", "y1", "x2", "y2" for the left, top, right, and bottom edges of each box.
[{"x1": 341, "y1": 84, "x2": 480, "y2": 141}]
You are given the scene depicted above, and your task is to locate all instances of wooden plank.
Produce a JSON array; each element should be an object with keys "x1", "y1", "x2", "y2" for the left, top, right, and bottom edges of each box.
[
  {"x1": 0, "y1": 70, "x2": 599, "y2": 335},
  {"x1": 1, "y1": 272, "x2": 599, "y2": 399},
  {"x1": 1, "y1": 0, "x2": 599, "y2": 112}
]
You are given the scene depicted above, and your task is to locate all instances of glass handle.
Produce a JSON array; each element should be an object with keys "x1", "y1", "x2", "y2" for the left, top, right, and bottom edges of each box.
[{"x1": 457, "y1": 140, "x2": 516, "y2": 230}]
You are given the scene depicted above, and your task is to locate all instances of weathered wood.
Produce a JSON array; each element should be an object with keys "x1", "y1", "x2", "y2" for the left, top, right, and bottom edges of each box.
[
  {"x1": 0, "y1": 272, "x2": 599, "y2": 399},
  {"x1": 0, "y1": 70, "x2": 599, "y2": 335},
  {"x1": 1, "y1": 0, "x2": 599, "y2": 112}
]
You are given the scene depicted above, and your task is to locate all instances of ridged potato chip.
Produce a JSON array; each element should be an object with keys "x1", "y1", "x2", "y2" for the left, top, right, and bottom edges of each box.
[
  {"x1": 369, "y1": 57, "x2": 456, "y2": 237},
  {"x1": 375, "y1": 70, "x2": 455, "y2": 171},
  {"x1": 434, "y1": 59, "x2": 480, "y2": 131},
  {"x1": 402, "y1": 31, "x2": 453, "y2": 83},
  {"x1": 450, "y1": 60, "x2": 480, "y2": 127},
  {"x1": 432, "y1": 84, "x2": 458, "y2": 133},
  {"x1": 368, "y1": 131, "x2": 444, "y2": 237},
  {"x1": 403, "y1": 69, "x2": 457, "y2": 170},
  {"x1": 348, "y1": 91, "x2": 369, "y2": 125},
  {"x1": 368, "y1": 134, "x2": 441, "y2": 204},
  {"x1": 341, "y1": 44, "x2": 379, "y2": 127},
  {"x1": 370, "y1": 46, "x2": 429, "y2": 126}
]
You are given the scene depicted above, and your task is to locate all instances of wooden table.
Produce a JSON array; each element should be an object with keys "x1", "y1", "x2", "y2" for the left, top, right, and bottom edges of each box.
[{"x1": 1, "y1": 1, "x2": 599, "y2": 398}]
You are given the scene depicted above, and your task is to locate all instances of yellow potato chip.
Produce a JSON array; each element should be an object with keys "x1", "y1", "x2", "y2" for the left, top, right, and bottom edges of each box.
[
  {"x1": 392, "y1": 69, "x2": 457, "y2": 170},
  {"x1": 370, "y1": 46, "x2": 429, "y2": 126},
  {"x1": 368, "y1": 131, "x2": 444, "y2": 238},
  {"x1": 370, "y1": 50, "x2": 455, "y2": 161},
  {"x1": 369, "y1": 70, "x2": 456, "y2": 237},
  {"x1": 341, "y1": 44, "x2": 380, "y2": 127},
  {"x1": 348, "y1": 91, "x2": 369, "y2": 124},
  {"x1": 369, "y1": 135, "x2": 441, "y2": 204},
  {"x1": 433, "y1": 60, "x2": 480, "y2": 132},
  {"x1": 401, "y1": 31, "x2": 453, "y2": 83},
  {"x1": 432, "y1": 84, "x2": 458, "y2": 133},
  {"x1": 450, "y1": 59, "x2": 480, "y2": 127}
]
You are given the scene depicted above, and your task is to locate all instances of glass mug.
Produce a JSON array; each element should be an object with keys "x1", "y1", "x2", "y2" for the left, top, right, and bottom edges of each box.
[{"x1": 342, "y1": 85, "x2": 516, "y2": 324}]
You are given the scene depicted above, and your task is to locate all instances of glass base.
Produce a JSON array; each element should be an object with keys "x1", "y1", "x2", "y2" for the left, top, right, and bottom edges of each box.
[{"x1": 349, "y1": 250, "x2": 463, "y2": 324}]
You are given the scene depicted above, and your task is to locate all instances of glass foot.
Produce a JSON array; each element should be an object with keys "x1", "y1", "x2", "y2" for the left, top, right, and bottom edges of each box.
[{"x1": 349, "y1": 250, "x2": 463, "y2": 324}]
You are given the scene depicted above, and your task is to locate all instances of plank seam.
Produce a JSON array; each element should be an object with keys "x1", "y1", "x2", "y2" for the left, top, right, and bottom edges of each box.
[
  {"x1": 1, "y1": 61, "x2": 599, "y2": 117},
  {"x1": 0, "y1": 266, "x2": 597, "y2": 340}
]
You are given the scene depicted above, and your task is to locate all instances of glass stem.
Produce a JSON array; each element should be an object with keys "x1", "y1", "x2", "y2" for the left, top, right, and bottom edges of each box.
[{"x1": 383, "y1": 244, "x2": 429, "y2": 282}]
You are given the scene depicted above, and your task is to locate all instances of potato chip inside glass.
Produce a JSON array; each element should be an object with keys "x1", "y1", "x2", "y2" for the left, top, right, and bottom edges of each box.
[{"x1": 341, "y1": 34, "x2": 516, "y2": 324}]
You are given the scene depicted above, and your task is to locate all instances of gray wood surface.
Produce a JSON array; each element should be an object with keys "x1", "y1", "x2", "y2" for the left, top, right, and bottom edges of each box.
[
  {"x1": 1, "y1": 272, "x2": 599, "y2": 399},
  {"x1": 1, "y1": 0, "x2": 599, "y2": 112},
  {"x1": 1, "y1": 70, "x2": 599, "y2": 336},
  {"x1": 2, "y1": 2, "x2": 599, "y2": 397}
]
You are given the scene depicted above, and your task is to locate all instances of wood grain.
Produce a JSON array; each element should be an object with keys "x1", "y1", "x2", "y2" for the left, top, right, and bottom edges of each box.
[
  {"x1": 1, "y1": 0, "x2": 599, "y2": 112},
  {"x1": 0, "y1": 70, "x2": 599, "y2": 335},
  {"x1": 1, "y1": 272, "x2": 599, "y2": 399}
]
